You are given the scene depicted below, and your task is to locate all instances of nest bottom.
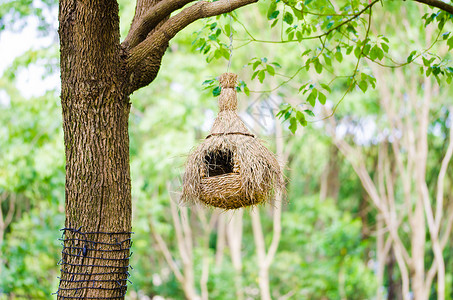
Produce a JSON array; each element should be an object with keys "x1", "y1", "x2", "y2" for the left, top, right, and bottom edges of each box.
[{"x1": 199, "y1": 173, "x2": 265, "y2": 209}]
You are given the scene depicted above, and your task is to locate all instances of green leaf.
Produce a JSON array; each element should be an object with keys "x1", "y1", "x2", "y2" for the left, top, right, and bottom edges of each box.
[
  {"x1": 284, "y1": 111, "x2": 292, "y2": 121},
  {"x1": 203, "y1": 44, "x2": 211, "y2": 54},
  {"x1": 252, "y1": 60, "x2": 261, "y2": 70},
  {"x1": 362, "y1": 44, "x2": 371, "y2": 56},
  {"x1": 346, "y1": 46, "x2": 354, "y2": 55},
  {"x1": 432, "y1": 65, "x2": 441, "y2": 76},
  {"x1": 291, "y1": 7, "x2": 303, "y2": 19},
  {"x1": 269, "y1": 10, "x2": 280, "y2": 20},
  {"x1": 335, "y1": 51, "x2": 343, "y2": 63},
  {"x1": 224, "y1": 24, "x2": 231, "y2": 37},
  {"x1": 381, "y1": 43, "x2": 389, "y2": 53},
  {"x1": 377, "y1": 47, "x2": 384, "y2": 60},
  {"x1": 220, "y1": 47, "x2": 230, "y2": 60},
  {"x1": 354, "y1": 45, "x2": 362, "y2": 59},
  {"x1": 289, "y1": 117, "x2": 298, "y2": 134},
  {"x1": 358, "y1": 80, "x2": 368, "y2": 93},
  {"x1": 258, "y1": 70, "x2": 265, "y2": 83},
  {"x1": 307, "y1": 89, "x2": 317, "y2": 106},
  {"x1": 271, "y1": 18, "x2": 279, "y2": 28},
  {"x1": 318, "y1": 92, "x2": 326, "y2": 104},
  {"x1": 422, "y1": 56, "x2": 430, "y2": 66},
  {"x1": 266, "y1": 64, "x2": 275, "y2": 76},
  {"x1": 447, "y1": 36, "x2": 453, "y2": 50},
  {"x1": 407, "y1": 50, "x2": 417, "y2": 63},
  {"x1": 296, "y1": 31, "x2": 303, "y2": 42},
  {"x1": 213, "y1": 86, "x2": 221, "y2": 96},
  {"x1": 380, "y1": 35, "x2": 389, "y2": 43},
  {"x1": 202, "y1": 79, "x2": 215, "y2": 86},
  {"x1": 298, "y1": 82, "x2": 309, "y2": 93},
  {"x1": 296, "y1": 111, "x2": 307, "y2": 126},
  {"x1": 368, "y1": 75, "x2": 377, "y2": 88},
  {"x1": 244, "y1": 86, "x2": 250, "y2": 96},
  {"x1": 304, "y1": 109, "x2": 315, "y2": 117},
  {"x1": 283, "y1": 12, "x2": 294, "y2": 25},
  {"x1": 301, "y1": 49, "x2": 311, "y2": 56},
  {"x1": 323, "y1": 54, "x2": 332, "y2": 66},
  {"x1": 276, "y1": 104, "x2": 291, "y2": 119},
  {"x1": 314, "y1": 60, "x2": 323, "y2": 74},
  {"x1": 267, "y1": 1, "x2": 277, "y2": 19},
  {"x1": 370, "y1": 45, "x2": 379, "y2": 60},
  {"x1": 320, "y1": 83, "x2": 331, "y2": 93}
]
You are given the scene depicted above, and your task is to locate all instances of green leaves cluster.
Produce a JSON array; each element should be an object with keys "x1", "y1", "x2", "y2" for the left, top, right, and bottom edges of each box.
[
  {"x1": 0, "y1": 0, "x2": 56, "y2": 32},
  {"x1": 277, "y1": 103, "x2": 314, "y2": 133},
  {"x1": 249, "y1": 57, "x2": 281, "y2": 83},
  {"x1": 1, "y1": 202, "x2": 63, "y2": 296},
  {"x1": 192, "y1": 19, "x2": 232, "y2": 62}
]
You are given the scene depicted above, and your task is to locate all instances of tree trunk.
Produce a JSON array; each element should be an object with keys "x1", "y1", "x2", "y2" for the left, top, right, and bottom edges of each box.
[
  {"x1": 319, "y1": 146, "x2": 340, "y2": 201},
  {"x1": 57, "y1": 0, "x2": 132, "y2": 298},
  {"x1": 387, "y1": 248, "x2": 402, "y2": 300},
  {"x1": 411, "y1": 199, "x2": 426, "y2": 300}
]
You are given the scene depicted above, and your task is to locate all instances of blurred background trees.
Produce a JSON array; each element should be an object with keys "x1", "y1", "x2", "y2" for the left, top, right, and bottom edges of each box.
[{"x1": 0, "y1": 0, "x2": 452, "y2": 299}]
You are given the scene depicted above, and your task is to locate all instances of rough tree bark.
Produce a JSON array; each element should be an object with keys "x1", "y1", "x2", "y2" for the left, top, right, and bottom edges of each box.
[{"x1": 57, "y1": 0, "x2": 257, "y2": 298}]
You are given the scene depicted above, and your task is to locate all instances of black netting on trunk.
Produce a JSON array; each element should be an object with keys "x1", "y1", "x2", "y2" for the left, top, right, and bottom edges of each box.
[{"x1": 53, "y1": 227, "x2": 133, "y2": 299}]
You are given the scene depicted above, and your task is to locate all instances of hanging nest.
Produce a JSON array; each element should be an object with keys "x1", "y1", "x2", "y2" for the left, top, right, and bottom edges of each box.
[{"x1": 181, "y1": 73, "x2": 284, "y2": 209}]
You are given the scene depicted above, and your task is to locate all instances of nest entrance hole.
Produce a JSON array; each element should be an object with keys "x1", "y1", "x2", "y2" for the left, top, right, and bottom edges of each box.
[{"x1": 204, "y1": 150, "x2": 235, "y2": 177}]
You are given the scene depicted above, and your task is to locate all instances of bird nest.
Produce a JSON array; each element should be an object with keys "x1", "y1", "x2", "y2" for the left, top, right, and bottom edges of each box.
[{"x1": 181, "y1": 73, "x2": 284, "y2": 210}]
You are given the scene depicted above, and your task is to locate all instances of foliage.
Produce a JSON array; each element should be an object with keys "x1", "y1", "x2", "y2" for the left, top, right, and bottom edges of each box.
[
  {"x1": 0, "y1": 88, "x2": 64, "y2": 205},
  {"x1": 0, "y1": 0, "x2": 57, "y2": 33},
  {"x1": 0, "y1": 202, "x2": 63, "y2": 298},
  {"x1": 195, "y1": 0, "x2": 453, "y2": 133},
  {"x1": 261, "y1": 196, "x2": 376, "y2": 299}
]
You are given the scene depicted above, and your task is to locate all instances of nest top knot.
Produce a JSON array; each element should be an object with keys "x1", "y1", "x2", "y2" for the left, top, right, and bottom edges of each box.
[
  {"x1": 218, "y1": 73, "x2": 238, "y2": 112},
  {"x1": 219, "y1": 73, "x2": 238, "y2": 89}
]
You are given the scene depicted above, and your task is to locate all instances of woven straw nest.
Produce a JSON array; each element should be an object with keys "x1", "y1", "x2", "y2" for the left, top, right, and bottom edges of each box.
[{"x1": 181, "y1": 73, "x2": 284, "y2": 210}]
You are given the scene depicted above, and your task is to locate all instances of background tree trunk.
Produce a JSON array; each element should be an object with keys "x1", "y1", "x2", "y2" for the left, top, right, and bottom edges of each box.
[{"x1": 57, "y1": 0, "x2": 132, "y2": 298}]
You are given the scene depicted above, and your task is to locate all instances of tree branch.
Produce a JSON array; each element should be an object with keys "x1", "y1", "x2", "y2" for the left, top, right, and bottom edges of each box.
[
  {"x1": 264, "y1": 120, "x2": 284, "y2": 267},
  {"x1": 126, "y1": 0, "x2": 257, "y2": 93},
  {"x1": 434, "y1": 106, "x2": 453, "y2": 231},
  {"x1": 412, "y1": 0, "x2": 453, "y2": 15},
  {"x1": 126, "y1": 0, "x2": 161, "y2": 37},
  {"x1": 151, "y1": 229, "x2": 184, "y2": 283},
  {"x1": 123, "y1": 0, "x2": 196, "y2": 49}
]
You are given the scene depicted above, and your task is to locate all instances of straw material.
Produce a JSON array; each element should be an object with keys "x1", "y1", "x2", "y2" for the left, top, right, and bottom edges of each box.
[{"x1": 181, "y1": 73, "x2": 284, "y2": 209}]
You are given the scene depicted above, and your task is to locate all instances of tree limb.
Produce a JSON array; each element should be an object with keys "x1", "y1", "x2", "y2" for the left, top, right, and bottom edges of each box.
[
  {"x1": 126, "y1": 0, "x2": 257, "y2": 93},
  {"x1": 126, "y1": 0, "x2": 162, "y2": 37},
  {"x1": 425, "y1": 201, "x2": 453, "y2": 292},
  {"x1": 123, "y1": 0, "x2": 196, "y2": 49},
  {"x1": 264, "y1": 120, "x2": 284, "y2": 267},
  {"x1": 412, "y1": 0, "x2": 453, "y2": 15},
  {"x1": 151, "y1": 229, "x2": 184, "y2": 283},
  {"x1": 434, "y1": 106, "x2": 453, "y2": 231}
]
